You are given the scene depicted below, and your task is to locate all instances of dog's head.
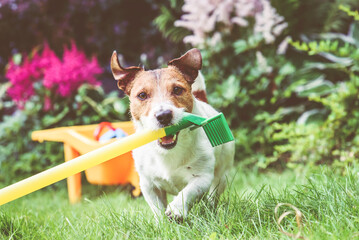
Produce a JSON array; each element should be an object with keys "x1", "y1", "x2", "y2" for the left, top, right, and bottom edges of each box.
[{"x1": 111, "y1": 49, "x2": 202, "y2": 150}]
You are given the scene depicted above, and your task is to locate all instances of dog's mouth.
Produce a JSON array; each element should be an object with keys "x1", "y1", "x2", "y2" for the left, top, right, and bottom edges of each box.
[{"x1": 158, "y1": 132, "x2": 179, "y2": 150}]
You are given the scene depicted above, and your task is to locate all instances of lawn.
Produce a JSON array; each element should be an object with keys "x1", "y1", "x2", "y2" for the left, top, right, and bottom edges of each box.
[{"x1": 0, "y1": 162, "x2": 358, "y2": 239}]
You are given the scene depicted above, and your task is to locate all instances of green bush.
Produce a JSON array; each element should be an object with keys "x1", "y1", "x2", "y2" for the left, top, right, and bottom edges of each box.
[
  {"x1": 270, "y1": 6, "x2": 359, "y2": 169},
  {"x1": 0, "y1": 42, "x2": 132, "y2": 183},
  {"x1": 154, "y1": 1, "x2": 359, "y2": 169},
  {"x1": 0, "y1": 84, "x2": 129, "y2": 184},
  {"x1": 154, "y1": 0, "x2": 299, "y2": 159}
]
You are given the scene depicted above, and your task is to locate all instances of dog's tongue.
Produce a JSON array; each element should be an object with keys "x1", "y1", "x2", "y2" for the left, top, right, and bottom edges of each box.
[{"x1": 161, "y1": 135, "x2": 175, "y2": 144}]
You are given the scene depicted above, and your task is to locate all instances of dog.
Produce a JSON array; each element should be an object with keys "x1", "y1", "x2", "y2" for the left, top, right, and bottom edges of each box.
[{"x1": 110, "y1": 48, "x2": 235, "y2": 222}]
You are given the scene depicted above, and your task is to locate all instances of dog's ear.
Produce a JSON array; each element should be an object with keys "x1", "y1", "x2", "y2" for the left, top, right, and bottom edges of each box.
[
  {"x1": 168, "y1": 48, "x2": 202, "y2": 84},
  {"x1": 111, "y1": 51, "x2": 142, "y2": 94}
]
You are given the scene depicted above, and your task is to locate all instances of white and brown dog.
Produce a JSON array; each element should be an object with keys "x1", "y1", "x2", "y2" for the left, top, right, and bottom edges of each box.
[{"x1": 111, "y1": 48, "x2": 235, "y2": 222}]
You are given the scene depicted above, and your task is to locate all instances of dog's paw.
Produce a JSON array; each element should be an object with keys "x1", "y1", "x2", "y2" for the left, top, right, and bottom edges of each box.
[
  {"x1": 165, "y1": 203, "x2": 187, "y2": 223},
  {"x1": 165, "y1": 208, "x2": 183, "y2": 223}
]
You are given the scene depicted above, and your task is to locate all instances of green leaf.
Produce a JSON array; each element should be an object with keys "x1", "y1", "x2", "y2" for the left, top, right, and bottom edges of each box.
[
  {"x1": 113, "y1": 98, "x2": 129, "y2": 115},
  {"x1": 42, "y1": 107, "x2": 70, "y2": 127},
  {"x1": 349, "y1": 21, "x2": 359, "y2": 45},
  {"x1": 222, "y1": 75, "x2": 240, "y2": 102},
  {"x1": 233, "y1": 40, "x2": 248, "y2": 54},
  {"x1": 12, "y1": 53, "x2": 22, "y2": 65},
  {"x1": 295, "y1": 75, "x2": 335, "y2": 97},
  {"x1": 279, "y1": 62, "x2": 296, "y2": 75},
  {"x1": 297, "y1": 109, "x2": 327, "y2": 125},
  {"x1": 317, "y1": 52, "x2": 353, "y2": 65}
]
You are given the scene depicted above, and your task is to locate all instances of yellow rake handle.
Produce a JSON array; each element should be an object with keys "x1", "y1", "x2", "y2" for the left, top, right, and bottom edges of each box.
[{"x1": 0, "y1": 128, "x2": 166, "y2": 206}]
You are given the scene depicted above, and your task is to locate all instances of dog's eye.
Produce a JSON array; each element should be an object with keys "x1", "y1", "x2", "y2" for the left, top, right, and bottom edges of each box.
[
  {"x1": 137, "y1": 92, "x2": 148, "y2": 100},
  {"x1": 173, "y1": 86, "x2": 184, "y2": 96}
]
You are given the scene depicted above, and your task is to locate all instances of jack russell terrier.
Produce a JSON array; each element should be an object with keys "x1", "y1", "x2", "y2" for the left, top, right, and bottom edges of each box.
[{"x1": 110, "y1": 48, "x2": 235, "y2": 222}]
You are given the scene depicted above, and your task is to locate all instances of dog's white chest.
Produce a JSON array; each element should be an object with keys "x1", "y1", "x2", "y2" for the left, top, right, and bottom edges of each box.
[
  {"x1": 151, "y1": 165, "x2": 193, "y2": 195},
  {"x1": 133, "y1": 142, "x2": 201, "y2": 195}
]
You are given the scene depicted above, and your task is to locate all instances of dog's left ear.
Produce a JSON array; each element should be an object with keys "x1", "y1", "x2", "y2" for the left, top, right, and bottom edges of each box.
[{"x1": 168, "y1": 48, "x2": 202, "y2": 84}]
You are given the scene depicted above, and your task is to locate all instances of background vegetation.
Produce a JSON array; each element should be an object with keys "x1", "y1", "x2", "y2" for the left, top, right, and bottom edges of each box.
[
  {"x1": 1, "y1": 1, "x2": 359, "y2": 238},
  {"x1": 1, "y1": 0, "x2": 359, "y2": 182}
]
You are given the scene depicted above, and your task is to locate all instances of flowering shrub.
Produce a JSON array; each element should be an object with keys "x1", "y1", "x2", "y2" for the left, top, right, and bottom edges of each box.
[
  {"x1": 267, "y1": 5, "x2": 359, "y2": 170},
  {"x1": 155, "y1": 0, "x2": 359, "y2": 169},
  {"x1": 1, "y1": 42, "x2": 130, "y2": 183},
  {"x1": 174, "y1": 0, "x2": 288, "y2": 47},
  {"x1": 6, "y1": 59, "x2": 37, "y2": 108},
  {"x1": 6, "y1": 42, "x2": 102, "y2": 108},
  {"x1": 1, "y1": 42, "x2": 132, "y2": 183}
]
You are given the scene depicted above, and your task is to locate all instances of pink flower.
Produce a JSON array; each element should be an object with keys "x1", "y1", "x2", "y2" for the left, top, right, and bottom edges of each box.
[
  {"x1": 43, "y1": 41, "x2": 102, "y2": 97},
  {"x1": 6, "y1": 41, "x2": 103, "y2": 107},
  {"x1": 6, "y1": 58, "x2": 36, "y2": 108},
  {"x1": 43, "y1": 96, "x2": 52, "y2": 111}
]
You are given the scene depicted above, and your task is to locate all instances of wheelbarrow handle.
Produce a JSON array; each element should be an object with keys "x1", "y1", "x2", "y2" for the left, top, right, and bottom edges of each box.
[{"x1": 0, "y1": 128, "x2": 166, "y2": 206}]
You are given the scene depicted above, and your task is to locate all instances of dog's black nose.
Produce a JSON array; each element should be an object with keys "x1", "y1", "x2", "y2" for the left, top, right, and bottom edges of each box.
[{"x1": 155, "y1": 110, "x2": 173, "y2": 126}]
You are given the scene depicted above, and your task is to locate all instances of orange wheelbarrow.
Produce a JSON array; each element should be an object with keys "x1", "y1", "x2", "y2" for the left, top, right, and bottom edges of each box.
[{"x1": 31, "y1": 121, "x2": 140, "y2": 204}]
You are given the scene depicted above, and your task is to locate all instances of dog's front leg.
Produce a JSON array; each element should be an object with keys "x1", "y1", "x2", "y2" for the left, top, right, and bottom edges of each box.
[
  {"x1": 140, "y1": 179, "x2": 167, "y2": 222},
  {"x1": 165, "y1": 173, "x2": 213, "y2": 222}
]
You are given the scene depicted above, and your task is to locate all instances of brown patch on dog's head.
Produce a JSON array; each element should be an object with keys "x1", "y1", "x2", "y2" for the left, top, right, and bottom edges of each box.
[{"x1": 192, "y1": 90, "x2": 208, "y2": 103}]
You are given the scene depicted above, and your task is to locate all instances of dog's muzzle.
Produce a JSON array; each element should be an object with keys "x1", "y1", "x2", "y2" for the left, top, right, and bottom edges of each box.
[{"x1": 155, "y1": 110, "x2": 179, "y2": 149}]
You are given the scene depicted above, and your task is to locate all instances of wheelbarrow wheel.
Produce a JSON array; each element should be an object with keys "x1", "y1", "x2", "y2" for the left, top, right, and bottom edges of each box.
[{"x1": 130, "y1": 185, "x2": 142, "y2": 198}]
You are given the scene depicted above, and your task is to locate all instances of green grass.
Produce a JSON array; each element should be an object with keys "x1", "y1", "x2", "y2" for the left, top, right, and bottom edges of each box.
[{"x1": 0, "y1": 163, "x2": 359, "y2": 239}]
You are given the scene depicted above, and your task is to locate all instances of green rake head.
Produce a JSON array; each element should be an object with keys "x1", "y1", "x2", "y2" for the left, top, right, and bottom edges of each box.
[{"x1": 165, "y1": 112, "x2": 234, "y2": 147}]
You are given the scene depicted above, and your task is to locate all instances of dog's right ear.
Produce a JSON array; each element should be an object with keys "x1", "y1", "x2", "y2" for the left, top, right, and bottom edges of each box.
[{"x1": 111, "y1": 51, "x2": 142, "y2": 94}]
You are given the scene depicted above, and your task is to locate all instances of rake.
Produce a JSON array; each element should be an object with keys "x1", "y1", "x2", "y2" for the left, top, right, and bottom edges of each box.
[{"x1": 0, "y1": 112, "x2": 233, "y2": 206}]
